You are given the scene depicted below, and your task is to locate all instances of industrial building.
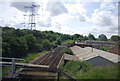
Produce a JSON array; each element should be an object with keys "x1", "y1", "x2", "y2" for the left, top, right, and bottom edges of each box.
[
  {"x1": 75, "y1": 40, "x2": 116, "y2": 48},
  {"x1": 70, "y1": 46, "x2": 119, "y2": 67}
]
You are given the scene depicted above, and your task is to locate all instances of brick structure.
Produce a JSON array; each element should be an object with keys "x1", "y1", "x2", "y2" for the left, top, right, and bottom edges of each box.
[{"x1": 107, "y1": 41, "x2": 120, "y2": 55}]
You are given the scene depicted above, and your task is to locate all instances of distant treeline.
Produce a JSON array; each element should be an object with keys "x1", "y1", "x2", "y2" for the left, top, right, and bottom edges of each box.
[{"x1": 1, "y1": 27, "x2": 120, "y2": 58}]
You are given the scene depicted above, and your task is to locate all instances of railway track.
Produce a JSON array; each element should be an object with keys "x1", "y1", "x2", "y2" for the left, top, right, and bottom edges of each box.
[
  {"x1": 7, "y1": 46, "x2": 77, "y2": 81},
  {"x1": 12, "y1": 46, "x2": 66, "y2": 79},
  {"x1": 31, "y1": 46, "x2": 65, "y2": 68}
]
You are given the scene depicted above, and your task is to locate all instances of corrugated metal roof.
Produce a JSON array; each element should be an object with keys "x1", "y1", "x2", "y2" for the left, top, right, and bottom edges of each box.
[{"x1": 70, "y1": 46, "x2": 119, "y2": 63}]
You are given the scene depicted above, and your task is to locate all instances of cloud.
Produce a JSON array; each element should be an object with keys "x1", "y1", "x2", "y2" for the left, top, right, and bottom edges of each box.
[
  {"x1": 92, "y1": 9, "x2": 113, "y2": 26},
  {"x1": 1, "y1": 20, "x2": 16, "y2": 27},
  {"x1": 37, "y1": 16, "x2": 51, "y2": 27},
  {"x1": 11, "y1": 2, "x2": 39, "y2": 12},
  {"x1": 14, "y1": 23, "x2": 25, "y2": 29},
  {"x1": 65, "y1": 3, "x2": 87, "y2": 22},
  {"x1": 1, "y1": 1, "x2": 118, "y2": 38},
  {"x1": 76, "y1": 13, "x2": 86, "y2": 22},
  {"x1": 88, "y1": 2, "x2": 118, "y2": 38},
  {"x1": 51, "y1": 13, "x2": 74, "y2": 26},
  {"x1": 103, "y1": 0, "x2": 119, "y2": 2},
  {"x1": 55, "y1": 22, "x2": 61, "y2": 31},
  {"x1": 46, "y1": 0, "x2": 68, "y2": 16},
  {"x1": 100, "y1": 2, "x2": 118, "y2": 11}
]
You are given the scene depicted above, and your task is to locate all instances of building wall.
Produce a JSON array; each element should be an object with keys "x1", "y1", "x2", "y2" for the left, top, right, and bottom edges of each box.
[
  {"x1": 85, "y1": 40, "x2": 116, "y2": 48},
  {"x1": 75, "y1": 40, "x2": 116, "y2": 48},
  {"x1": 85, "y1": 56, "x2": 115, "y2": 67}
]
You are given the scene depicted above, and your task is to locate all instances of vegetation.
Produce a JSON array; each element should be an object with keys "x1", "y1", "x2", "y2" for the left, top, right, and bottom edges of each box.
[
  {"x1": 18, "y1": 51, "x2": 48, "y2": 63},
  {"x1": 60, "y1": 61, "x2": 119, "y2": 79},
  {"x1": 73, "y1": 34, "x2": 88, "y2": 41},
  {"x1": 2, "y1": 26, "x2": 120, "y2": 59},
  {"x1": 2, "y1": 27, "x2": 91, "y2": 58},
  {"x1": 73, "y1": 65, "x2": 118, "y2": 79},
  {"x1": 2, "y1": 27, "x2": 74, "y2": 58},
  {"x1": 88, "y1": 33, "x2": 96, "y2": 40},
  {"x1": 61, "y1": 40, "x2": 74, "y2": 45},
  {"x1": 1, "y1": 26, "x2": 120, "y2": 79},
  {"x1": 2, "y1": 66, "x2": 12, "y2": 76},
  {"x1": 99, "y1": 47, "x2": 112, "y2": 51},
  {"x1": 110, "y1": 35, "x2": 120, "y2": 41},
  {"x1": 60, "y1": 61, "x2": 92, "y2": 76},
  {"x1": 2, "y1": 51, "x2": 47, "y2": 77},
  {"x1": 98, "y1": 34, "x2": 108, "y2": 41},
  {"x1": 61, "y1": 48, "x2": 73, "y2": 55}
]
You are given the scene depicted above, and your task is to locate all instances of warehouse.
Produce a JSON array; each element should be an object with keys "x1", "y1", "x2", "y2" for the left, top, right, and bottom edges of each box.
[
  {"x1": 75, "y1": 40, "x2": 116, "y2": 48},
  {"x1": 70, "y1": 46, "x2": 119, "y2": 67}
]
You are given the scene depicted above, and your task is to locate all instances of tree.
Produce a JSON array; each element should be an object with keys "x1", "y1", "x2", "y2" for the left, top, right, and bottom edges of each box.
[
  {"x1": 110, "y1": 35, "x2": 120, "y2": 41},
  {"x1": 13, "y1": 37, "x2": 28, "y2": 57},
  {"x1": 55, "y1": 37, "x2": 62, "y2": 45},
  {"x1": 88, "y1": 33, "x2": 96, "y2": 40},
  {"x1": 2, "y1": 36, "x2": 28, "y2": 58},
  {"x1": 72, "y1": 34, "x2": 83, "y2": 40},
  {"x1": 24, "y1": 34, "x2": 37, "y2": 52},
  {"x1": 42, "y1": 39, "x2": 51, "y2": 51},
  {"x1": 98, "y1": 34, "x2": 107, "y2": 41},
  {"x1": 84, "y1": 36, "x2": 88, "y2": 40}
]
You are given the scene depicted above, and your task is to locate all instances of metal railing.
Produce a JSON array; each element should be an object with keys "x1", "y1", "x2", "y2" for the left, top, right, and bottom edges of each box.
[
  {"x1": 1, "y1": 57, "x2": 78, "y2": 81},
  {"x1": 0, "y1": 57, "x2": 25, "y2": 78}
]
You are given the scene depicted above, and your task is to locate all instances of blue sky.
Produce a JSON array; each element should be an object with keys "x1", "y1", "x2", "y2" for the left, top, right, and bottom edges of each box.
[
  {"x1": 84, "y1": 2, "x2": 100, "y2": 17},
  {"x1": 0, "y1": 0, "x2": 119, "y2": 38}
]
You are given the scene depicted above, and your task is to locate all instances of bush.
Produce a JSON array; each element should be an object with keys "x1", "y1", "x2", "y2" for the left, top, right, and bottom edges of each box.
[
  {"x1": 74, "y1": 65, "x2": 118, "y2": 79},
  {"x1": 60, "y1": 61, "x2": 92, "y2": 76},
  {"x1": 99, "y1": 47, "x2": 112, "y2": 51},
  {"x1": 61, "y1": 40, "x2": 74, "y2": 45},
  {"x1": 61, "y1": 48, "x2": 73, "y2": 55},
  {"x1": 60, "y1": 60, "x2": 118, "y2": 79}
]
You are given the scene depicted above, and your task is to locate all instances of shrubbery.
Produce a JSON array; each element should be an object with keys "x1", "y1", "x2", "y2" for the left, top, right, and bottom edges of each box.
[
  {"x1": 2, "y1": 27, "x2": 74, "y2": 58},
  {"x1": 74, "y1": 65, "x2": 118, "y2": 79},
  {"x1": 61, "y1": 48, "x2": 73, "y2": 55},
  {"x1": 60, "y1": 60, "x2": 118, "y2": 79},
  {"x1": 99, "y1": 47, "x2": 112, "y2": 51},
  {"x1": 60, "y1": 60, "x2": 92, "y2": 76}
]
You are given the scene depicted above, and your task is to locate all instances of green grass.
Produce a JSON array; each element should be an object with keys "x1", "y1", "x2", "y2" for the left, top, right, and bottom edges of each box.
[
  {"x1": 2, "y1": 66, "x2": 11, "y2": 76},
  {"x1": 0, "y1": 67, "x2": 2, "y2": 76},
  {"x1": 17, "y1": 51, "x2": 48, "y2": 63},
  {"x1": 73, "y1": 65, "x2": 119, "y2": 79},
  {"x1": 60, "y1": 60, "x2": 119, "y2": 79},
  {"x1": 99, "y1": 47, "x2": 112, "y2": 51},
  {"x1": 61, "y1": 40, "x2": 74, "y2": 45}
]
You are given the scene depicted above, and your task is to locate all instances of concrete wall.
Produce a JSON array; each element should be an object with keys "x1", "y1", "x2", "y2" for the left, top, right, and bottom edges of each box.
[
  {"x1": 57, "y1": 56, "x2": 64, "y2": 68},
  {"x1": 85, "y1": 56, "x2": 115, "y2": 67}
]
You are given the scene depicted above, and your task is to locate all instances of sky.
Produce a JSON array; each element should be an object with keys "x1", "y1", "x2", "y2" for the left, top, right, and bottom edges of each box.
[{"x1": 0, "y1": 0, "x2": 119, "y2": 38}]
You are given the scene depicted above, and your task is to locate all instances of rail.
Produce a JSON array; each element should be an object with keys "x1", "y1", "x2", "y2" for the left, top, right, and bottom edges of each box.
[
  {"x1": 57, "y1": 69, "x2": 77, "y2": 81},
  {"x1": 1, "y1": 62, "x2": 49, "y2": 68},
  {"x1": 1, "y1": 57, "x2": 78, "y2": 81},
  {"x1": 1, "y1": 57, "x2": 25, "y2": 78}
]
